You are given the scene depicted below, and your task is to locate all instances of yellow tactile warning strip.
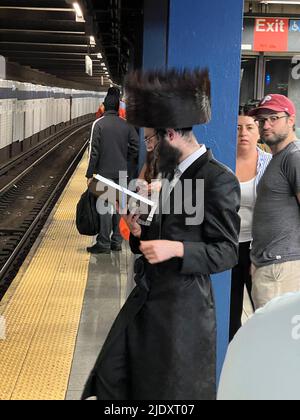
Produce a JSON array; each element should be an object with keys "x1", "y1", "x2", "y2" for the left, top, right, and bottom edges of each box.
[{"x1": 0, "y1": 155, "x2": 91, "y2": 400}]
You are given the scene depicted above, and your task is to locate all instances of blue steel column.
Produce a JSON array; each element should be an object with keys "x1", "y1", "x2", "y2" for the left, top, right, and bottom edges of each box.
[
  {"x1": 167, "y1": 0, "x2": 244, "y2": 380},
  {"x1": 143, "y1": 0, "x2": 169, "y2": 70},
  {"x1": 139, "y1": 0, "x2": 169, "y2": 170},
  {"x1": 142, "y1": 0, "x2": 244, "y2": 381}
]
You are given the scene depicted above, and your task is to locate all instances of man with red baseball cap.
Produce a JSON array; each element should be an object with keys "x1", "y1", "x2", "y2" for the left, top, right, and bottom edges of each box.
[
  {"x1": 248, "y1": 94, "x2": 296, "y2": 118},
  {"x1": 248, "y1": 94, "x2": 300, "y2": 310}
]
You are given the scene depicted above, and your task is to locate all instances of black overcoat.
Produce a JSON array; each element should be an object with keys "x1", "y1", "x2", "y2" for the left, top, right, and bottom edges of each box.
[{"x1": 82, "y1": 150, "x2": 241, "y2": 400}]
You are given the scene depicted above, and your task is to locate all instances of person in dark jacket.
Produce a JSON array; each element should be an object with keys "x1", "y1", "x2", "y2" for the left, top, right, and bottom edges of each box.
[
  {"x1": 82, "y1": 68, "x2": 241, "y2": 400},
  {"x1": 86, "y1": 94, "x2": 139, "y2": 254}
]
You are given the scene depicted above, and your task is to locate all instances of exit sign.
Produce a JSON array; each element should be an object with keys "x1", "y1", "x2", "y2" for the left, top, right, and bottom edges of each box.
[{"x1": 254, "y1": 18, "x2": 289, "y2": 52}]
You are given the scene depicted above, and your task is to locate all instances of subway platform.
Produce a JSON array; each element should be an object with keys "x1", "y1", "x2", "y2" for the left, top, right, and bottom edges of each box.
[
  {"x1": 0, "y1": 153, "x2": 254, "y2": 401},
  {"x1": 0, "y1": 153, "x2": 132, "y2": 400}
]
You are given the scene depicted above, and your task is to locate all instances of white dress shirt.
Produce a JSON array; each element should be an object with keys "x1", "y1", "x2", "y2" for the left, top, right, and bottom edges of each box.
[{"x1": 177, "y1": 144, "x2": 207, "y2": 176}]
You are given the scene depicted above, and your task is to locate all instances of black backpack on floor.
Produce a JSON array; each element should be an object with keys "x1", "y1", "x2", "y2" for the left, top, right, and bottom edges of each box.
[{"x1": 76, "y1": 190, "x2": 100, "y2": 236}]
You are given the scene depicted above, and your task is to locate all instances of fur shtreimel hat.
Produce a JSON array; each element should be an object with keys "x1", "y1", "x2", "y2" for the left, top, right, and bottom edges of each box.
[{"x1": 124, "y1": 68, "x2": 211, "y2": 129}]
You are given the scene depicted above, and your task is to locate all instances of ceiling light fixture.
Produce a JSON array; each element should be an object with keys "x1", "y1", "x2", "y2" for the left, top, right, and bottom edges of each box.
[
  {"x1": 73, "y1": 2, "x2": 85, "y2": 22},
  {"x1": 90, "y1": 36, "x2": 96, "y2": 46},
  {"x1": 260, "y1": 1, "x2": 300, "y2": 4},
  {"x1": 97, "y1": 53, "x2": 103, "y2": 59}
]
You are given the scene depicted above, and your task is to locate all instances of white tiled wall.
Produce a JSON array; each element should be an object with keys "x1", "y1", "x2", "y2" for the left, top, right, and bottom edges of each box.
[{"x1": 0, "y1": 80, "x2": 105, "y2": 151}]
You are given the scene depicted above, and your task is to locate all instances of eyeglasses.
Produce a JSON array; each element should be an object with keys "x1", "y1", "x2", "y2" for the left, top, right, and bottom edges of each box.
[
  {"x1": 254, "y1": 115, "x2": 288, "y2": 126},
  {"x1": 144, "y1": 133, "x2": 157, "y2": 144}
]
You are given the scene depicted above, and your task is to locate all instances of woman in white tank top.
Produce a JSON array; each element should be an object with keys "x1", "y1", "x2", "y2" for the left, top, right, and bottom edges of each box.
[{"x1": 230, "y1": 113, "x2": 272, "y2": 341}]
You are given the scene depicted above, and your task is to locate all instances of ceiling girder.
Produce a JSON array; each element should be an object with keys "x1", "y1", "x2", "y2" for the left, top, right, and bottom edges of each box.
[{"x1": 0, "y1": 0, "x2": 143, "y2": 89}]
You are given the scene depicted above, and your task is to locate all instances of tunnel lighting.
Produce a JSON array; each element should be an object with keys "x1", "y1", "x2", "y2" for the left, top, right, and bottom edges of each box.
[
  {"x1": 90, "y1": 36, "x2": 96, "y2": 46},
  {"x1": 260, "y1": 1, "x2": 300, "y2": 4},
  {"x1": 73, "y1": 2, "x2": 84, "y2": 20},
  {"x1": 97, "y1": 53, "x2": 103, "y2": 59},
  {"x1": 101, "y1": 63, "x2": 106, "y2": 67}
]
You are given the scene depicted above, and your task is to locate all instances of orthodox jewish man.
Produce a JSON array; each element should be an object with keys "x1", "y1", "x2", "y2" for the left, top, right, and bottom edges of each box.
[{"x1": 82, "y1": 68, "x2": 241, "y2": 401}]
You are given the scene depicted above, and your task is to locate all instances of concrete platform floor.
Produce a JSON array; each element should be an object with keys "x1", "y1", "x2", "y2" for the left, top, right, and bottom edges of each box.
[
  {"x1": 66, "y1": 247, "x2": 254, "y2": 400},
  {"x1": 66, "y1": 245, "x2": 133, "y2": 400}
]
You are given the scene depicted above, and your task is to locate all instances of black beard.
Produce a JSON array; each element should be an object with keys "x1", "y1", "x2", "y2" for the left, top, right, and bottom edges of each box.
[{"x1": 157, "y1": 135, "x2": 182, "y2": 174}]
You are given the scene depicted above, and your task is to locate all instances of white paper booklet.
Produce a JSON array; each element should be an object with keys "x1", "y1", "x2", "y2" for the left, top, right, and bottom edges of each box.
[{"x1": 90, "y1": 175, "x2": 155, "y2": 214}]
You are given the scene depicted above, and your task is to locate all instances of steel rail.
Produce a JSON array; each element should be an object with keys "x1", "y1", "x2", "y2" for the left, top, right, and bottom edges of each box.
[
  {"x1": 0, "y1": 137, "x2": 89, "y2": 284},
  {"x1": 0, "y1": 117, "x2": 92, "y2": 178},
  {"x1": 0, "y1": 122, "x2": 91, "y2": 197}
]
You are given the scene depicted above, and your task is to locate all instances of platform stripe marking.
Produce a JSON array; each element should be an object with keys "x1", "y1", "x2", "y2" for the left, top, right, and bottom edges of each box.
[{"x1": 0, "y1": 156, "x2": 91, "y2": 400}]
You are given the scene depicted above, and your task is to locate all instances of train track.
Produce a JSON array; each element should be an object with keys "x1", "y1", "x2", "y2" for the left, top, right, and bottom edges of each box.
[
  {"x1": 0, "y1": 117, "x2": 92, "y2": 193},
  {"x1": 0, "y1": 121, "x2": 92, "y2": 300}
]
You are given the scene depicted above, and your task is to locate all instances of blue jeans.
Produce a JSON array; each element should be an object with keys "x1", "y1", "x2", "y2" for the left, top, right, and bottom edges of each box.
[{"x1": 97, "y1": 206, "x2": 123, "y2": 249}]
